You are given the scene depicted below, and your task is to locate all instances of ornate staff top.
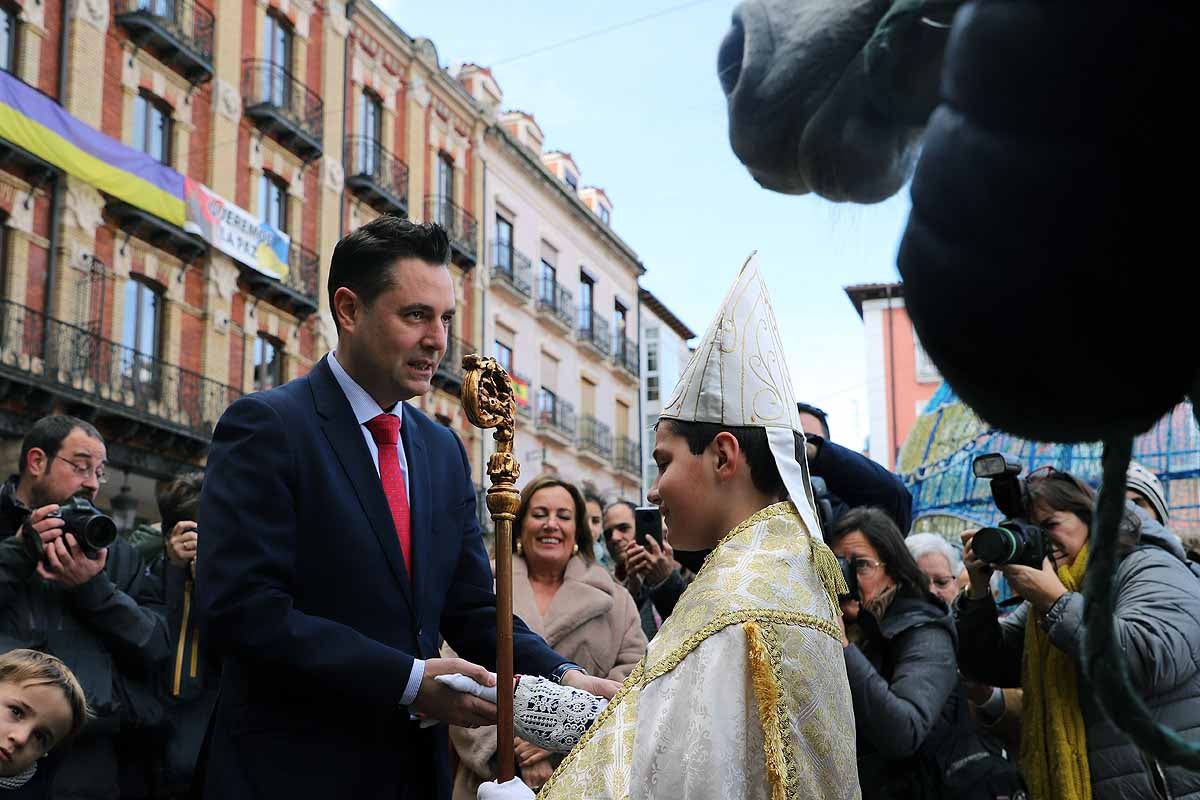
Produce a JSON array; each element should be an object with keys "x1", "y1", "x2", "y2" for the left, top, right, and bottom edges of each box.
[{"x1": 461, "y1": 354, "x2": 520, "y2": 497}]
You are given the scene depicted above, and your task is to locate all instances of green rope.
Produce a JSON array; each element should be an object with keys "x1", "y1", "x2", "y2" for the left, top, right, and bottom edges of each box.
[
  {"x1": 1081, "y1": 436, "x2": 1200, "y2": 768},
  {"x1": 864, "y1": 0, "x2": 965, "y2": 124}
]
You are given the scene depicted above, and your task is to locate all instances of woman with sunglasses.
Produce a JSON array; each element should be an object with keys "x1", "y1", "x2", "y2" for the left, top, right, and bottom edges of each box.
[
  {"x1": 957, "y1": 469, "x2": 1200, "y2": 800},
  {"x1": 830, "y1": 508, "x2": 971, "y2": 799}
]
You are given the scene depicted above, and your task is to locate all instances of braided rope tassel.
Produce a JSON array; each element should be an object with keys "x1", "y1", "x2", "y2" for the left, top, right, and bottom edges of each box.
[
  {"x1": 745, "y1": 620, "x2": 788, "y2": 800},
  {"x1": 810, "y1": 535, "x2": 849, "y2": 614}
]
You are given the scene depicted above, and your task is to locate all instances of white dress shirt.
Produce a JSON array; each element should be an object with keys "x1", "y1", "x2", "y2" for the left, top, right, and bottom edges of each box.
[{"x1": 327, "y1": 351, "x2": 424, "y2": 705}]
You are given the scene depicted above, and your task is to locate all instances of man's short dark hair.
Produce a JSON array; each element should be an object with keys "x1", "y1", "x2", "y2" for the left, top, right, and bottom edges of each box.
[
  {"x1": 657, "y1": 419, "x2": 800, "y2": 501},
  {"x1": 157, "y1": 473, "x2": 204, "y2": 537},
  {"x1": 19, "y1": 415, "x2": 103, "y2": 476},
  {"x1": 796, "y1": 402, "x2": 831, "y2": 439},
  {"x1": 327, "y1": 216, "x2": 450, "y2": 332}
]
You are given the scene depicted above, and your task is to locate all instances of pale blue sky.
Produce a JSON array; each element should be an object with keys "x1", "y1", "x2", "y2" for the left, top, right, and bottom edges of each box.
[{"x1": 383, "y1": 0, "x2": 911, "y2": 450}]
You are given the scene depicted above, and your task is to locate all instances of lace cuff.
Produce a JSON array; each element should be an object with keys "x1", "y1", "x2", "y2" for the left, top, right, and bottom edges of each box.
[{"x1": 513, "y1": 675, "x2": 607, "y2": 753}]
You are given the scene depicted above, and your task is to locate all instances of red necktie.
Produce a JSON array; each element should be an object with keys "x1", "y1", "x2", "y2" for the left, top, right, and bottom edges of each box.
[{"x1": 365, "y1": 413, "x2": 411, "y2": 579}]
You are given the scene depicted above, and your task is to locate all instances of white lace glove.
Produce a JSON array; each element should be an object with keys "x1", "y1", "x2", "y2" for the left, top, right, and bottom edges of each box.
[
  {"x1": 477, "y1": 777, "x2": 536, "y2": 800},
  {"x1": 513, "y1": 675, "x2": 607, "y2": 753}
]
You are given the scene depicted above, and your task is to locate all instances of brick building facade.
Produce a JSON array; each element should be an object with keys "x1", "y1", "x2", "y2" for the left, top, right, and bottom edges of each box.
[{"x1": 1, "y1": 0, "x2": 655, "y2": 525}]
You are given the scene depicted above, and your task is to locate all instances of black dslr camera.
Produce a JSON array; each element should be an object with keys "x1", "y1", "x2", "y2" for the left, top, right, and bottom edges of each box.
[
  {"x1": 970, "y1": 453, "x2": 1048, "y2": 569},
  {"x1": 22, "y1": 496, "x2": 118, "y2": 564},
  {"x1": 837, "y1": 555, "x2": 860, "y2": 601}
]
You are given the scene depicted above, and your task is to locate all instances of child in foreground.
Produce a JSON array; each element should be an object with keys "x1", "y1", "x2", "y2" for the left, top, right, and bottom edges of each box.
[{"x1": 0, "y1": 649, "x2": 89, "y2": 792}]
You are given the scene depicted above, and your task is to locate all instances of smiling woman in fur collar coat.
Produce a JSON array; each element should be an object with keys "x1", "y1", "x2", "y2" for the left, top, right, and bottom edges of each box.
[{"x1": 443, "y1": 476, "x2": 646, "y2": 798}]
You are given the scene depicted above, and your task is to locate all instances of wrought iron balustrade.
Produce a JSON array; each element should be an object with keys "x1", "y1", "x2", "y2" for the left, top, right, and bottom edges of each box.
[
  {"x1": 114, "y1": 0, "x2": 215, "y2": 84},
  {"x1": 490, "y1": 242, "x2": 532, "y2": 298},
  {"x1": 578, "y1": 416, "x2": 613, "y2": 460},
  {"x1": 425, "y1": 195, "x2": 478, "y2": 265},
  {"x1": 536, "y1": 279, "x2": 575, "y2": 330},
  {"x1": 241, "y1": 59, "x2": 324, "y2": 159},
  {"x1": 0, "y1": 299, "x2": 240, "y2": 440},
  {"x1": 615, "y1": 436, "x2": 641, "y2": 475},
  {"x1": 344, "y1": 135, "x2": 409, "y2": 215},
  {"x1": 614, "y1": 334, "x2": 640, "y2": 377},
  {"x1": 577, "y1": 310, "x2": 612, "y2": 356},
  {"x1": 536, "y1": 391, "x2": 576, "y2": 441}
]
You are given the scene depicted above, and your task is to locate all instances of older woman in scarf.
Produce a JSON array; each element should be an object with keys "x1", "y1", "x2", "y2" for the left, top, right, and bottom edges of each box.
[{"x1": 957, "y1": 468, "x2": 1200, "y2": 800}]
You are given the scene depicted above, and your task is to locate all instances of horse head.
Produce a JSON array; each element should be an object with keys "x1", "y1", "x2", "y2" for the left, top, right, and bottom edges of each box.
[{"x1": 719, "y1": 0, "x2": 957, "y2": 203}]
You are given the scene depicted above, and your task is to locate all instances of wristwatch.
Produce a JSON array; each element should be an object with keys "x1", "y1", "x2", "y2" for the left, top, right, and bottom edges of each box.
[{"x1": 551, "y1": 662, "x2": 587, "y2": 684}]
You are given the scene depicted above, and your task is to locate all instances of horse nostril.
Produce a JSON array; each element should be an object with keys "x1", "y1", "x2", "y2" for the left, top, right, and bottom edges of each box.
[{"x1": 718, "y1": 15, "x2": 746, "y2": 96}]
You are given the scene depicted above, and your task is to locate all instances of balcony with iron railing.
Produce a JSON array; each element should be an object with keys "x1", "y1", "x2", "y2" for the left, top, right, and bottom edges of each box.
[
  {"x1": 490, "y1": 242, "x2": 532, "y2": 301},
  {"x1": 577, "y1": 415, "x2": 613, "y2": 464},
  {"x1": 241, "y1": 59, "x2": 324, "y2": 161},
  {"x1": 433, "y1": 332, "x2": 472, "y2": 395},
  {"x1": 613, "y1": 334, "x2": 640, "y2": 381},
  {"x1": 114, "y1": 0, "x2": 215, "y2": 85},
  {"x1": 238, "y1": 239, "x2": 319, "y2": 319},
  {"x1": 536, "y1": 279, "x2": 575, "y2": 333},
  {"x1": 536, "y1": 390, "x2": 575, "y2": 447},
  {"x1": 0, "y1": 299, "x2": 240, "y2": 443},
  {"x1": 614, "y1": 436, "x2": 641, "y2": 478},
  {"x1": 424, "y1": 195, "x2": 478, "y2": 267},
  {"x1": 344, "y1": 136, "x2": 408, "y2": 216},
  {"x1": 576, "y1": 310, "x2": 611, "y2": 359}
]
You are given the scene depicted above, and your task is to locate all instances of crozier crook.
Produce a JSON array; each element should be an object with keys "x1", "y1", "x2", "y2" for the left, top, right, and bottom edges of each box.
[{"x1": 461, "y1": 354, "x2": 521, "y2": 782}]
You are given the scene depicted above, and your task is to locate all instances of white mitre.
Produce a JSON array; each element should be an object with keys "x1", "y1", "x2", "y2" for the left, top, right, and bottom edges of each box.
[{"x1": 659, "y1": 252, "x2": 822, "y2": 538}]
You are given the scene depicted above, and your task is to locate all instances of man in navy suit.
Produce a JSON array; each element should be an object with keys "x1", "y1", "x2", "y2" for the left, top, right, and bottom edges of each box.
[{"x1": 196, "y1": 217, "x2": 617, "y2": 799}]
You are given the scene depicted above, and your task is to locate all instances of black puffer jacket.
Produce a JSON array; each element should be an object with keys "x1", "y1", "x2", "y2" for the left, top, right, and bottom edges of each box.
[
  {"x1": 956, "y1": 509, "x2": 1200, "y2": 800},
  {"x1": 844, "y1": 594, "x2": 960, "y2": 799}
]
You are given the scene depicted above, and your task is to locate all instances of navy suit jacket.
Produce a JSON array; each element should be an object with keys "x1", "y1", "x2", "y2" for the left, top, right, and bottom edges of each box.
[{"x1": 196, "y1": 356, "x2": 564, "y2": 799}]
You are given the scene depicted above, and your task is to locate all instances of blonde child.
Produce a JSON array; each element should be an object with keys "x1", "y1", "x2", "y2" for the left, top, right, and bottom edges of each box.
[{"x1": 0, "y1": 650, "x2": 89, "y2": 790}]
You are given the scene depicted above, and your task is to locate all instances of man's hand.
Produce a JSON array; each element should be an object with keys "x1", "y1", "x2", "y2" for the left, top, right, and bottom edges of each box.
[
  {"x1": 37, "y1": 534, "x2": 106, "y2": 587},
  {"x1": 624, "y1": 537, "x2": 674, "y2": 586},
  {"x1": 166, "y1": 520, "x2": 198, "y2": 568},
  {"x1": 560, "y1": 670, "x2": 620, "y2": 700},
  {"x1": 520, "y1": 757, "x2": 553, "y2": 791},
  {"x1": 514, "y1": 737, "x2": 552, "y2": 769},
  {"x1": 18, "y1": 504, "x2": 65, "y2": 551},
  {"x1": 1000, "y1": 558, "x2": 1068, "y2": 615},
  {"x1": 477, "y1": 778, "x2": 536, "y2": 800},
  {"x1": 960, "y1": 529, "x2": 994, "y2": 599},
  {"x1": 410, "y1": 658, "x2": 498, "y2": 728}
]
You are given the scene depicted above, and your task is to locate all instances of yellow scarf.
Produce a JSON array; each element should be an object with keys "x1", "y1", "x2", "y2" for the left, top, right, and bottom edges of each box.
[{"x1": 1020, "y1": 544, "x2": 1091, "y2": 800}]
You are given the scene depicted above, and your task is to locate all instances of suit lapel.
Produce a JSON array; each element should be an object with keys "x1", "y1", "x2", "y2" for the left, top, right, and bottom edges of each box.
[
  {"x1": 309, "y1": 357, "x2": 415, "y2": 616},
  {"x1": 401, "y1": 403, "x2": 431, "y2": 621}
]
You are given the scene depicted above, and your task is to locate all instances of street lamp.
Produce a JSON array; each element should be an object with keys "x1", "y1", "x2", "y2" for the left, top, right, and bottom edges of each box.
[{"x1": 110, "y1": 477, "x2": 138, "y2": 534}]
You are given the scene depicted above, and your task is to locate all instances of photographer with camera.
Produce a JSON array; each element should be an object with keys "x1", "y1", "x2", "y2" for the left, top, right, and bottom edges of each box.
[
  {"x1": 0, "y1": 416, "x2": 168, "y2": 799},
  {"x1": 956, "y1": 461, "x2": 1200, "y2": 800},
  {"x1": 798, "y1": 403, "x2": 913, "y2": 534}
]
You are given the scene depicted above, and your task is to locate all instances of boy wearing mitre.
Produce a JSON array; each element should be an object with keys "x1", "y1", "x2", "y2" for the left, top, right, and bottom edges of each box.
[{"x1": 477, "y1": 254, "x2": 861, "y2": 800}]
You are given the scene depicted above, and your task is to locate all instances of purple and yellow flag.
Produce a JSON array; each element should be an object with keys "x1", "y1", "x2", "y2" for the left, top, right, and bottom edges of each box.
[{"x1": 0, "y1": 71, "x2": 185, "y2": 225}]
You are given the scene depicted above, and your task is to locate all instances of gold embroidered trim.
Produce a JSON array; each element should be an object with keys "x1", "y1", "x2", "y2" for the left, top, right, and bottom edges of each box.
[
  {"x1": 535, "y1": 609, "x2": 839, "y2": 799},
  {"x1": 644, "y1": 608, "x2": 839, "y2": 683},
  {"x1": 693, "y1": 501, "x2": 794, "y2": 577},
  {"x1": 536, "y1": 661, "x2": 646, "y2": 799},
  {"x1": 745, "y1": 621, "x2": 787, "y2": 800}
]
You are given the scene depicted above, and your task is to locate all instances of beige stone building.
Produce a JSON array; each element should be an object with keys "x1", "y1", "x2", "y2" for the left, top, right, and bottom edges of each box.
[{"x1": 460, "y1": 65, "x2": 644, "y2": 502}]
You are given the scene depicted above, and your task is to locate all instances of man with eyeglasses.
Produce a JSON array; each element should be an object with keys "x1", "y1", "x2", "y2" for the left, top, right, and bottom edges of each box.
[{"x1": 0, "y1": 415, "x2": 168, "y2": 800}]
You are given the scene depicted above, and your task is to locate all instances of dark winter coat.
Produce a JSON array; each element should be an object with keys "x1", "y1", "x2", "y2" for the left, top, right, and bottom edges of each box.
[
  {"x1": 844, "y1": 594, "x2": 959, "y2": 799},
  {"x1": 955, "y1": 509, "x2": 1200, "y2": 800},
  {"x1": 0, "y1": 477, "x2": 169, "y2": 799}
]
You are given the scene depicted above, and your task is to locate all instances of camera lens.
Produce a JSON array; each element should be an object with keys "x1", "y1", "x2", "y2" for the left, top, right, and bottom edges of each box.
[
  {"x1": 973, "y1": 526, "x2": 1018, "y2": 565},
  {"x1": 82, "y1": 515, "x2": 118, "y2": 551}
]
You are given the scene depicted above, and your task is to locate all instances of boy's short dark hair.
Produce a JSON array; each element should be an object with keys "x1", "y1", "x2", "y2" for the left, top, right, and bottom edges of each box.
[
  {"x1": 19, "y1": 415, "x2": 103, "y2": 476},
  {"x1": 658, "y1": 419, "x2": 800, "y2": 501},
  {"x1": 157, "y1": 473, "x2": 204, "y2": 536},
  {"x1": 327, "y1": 216, "x2": 450, "y2": 332}
]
